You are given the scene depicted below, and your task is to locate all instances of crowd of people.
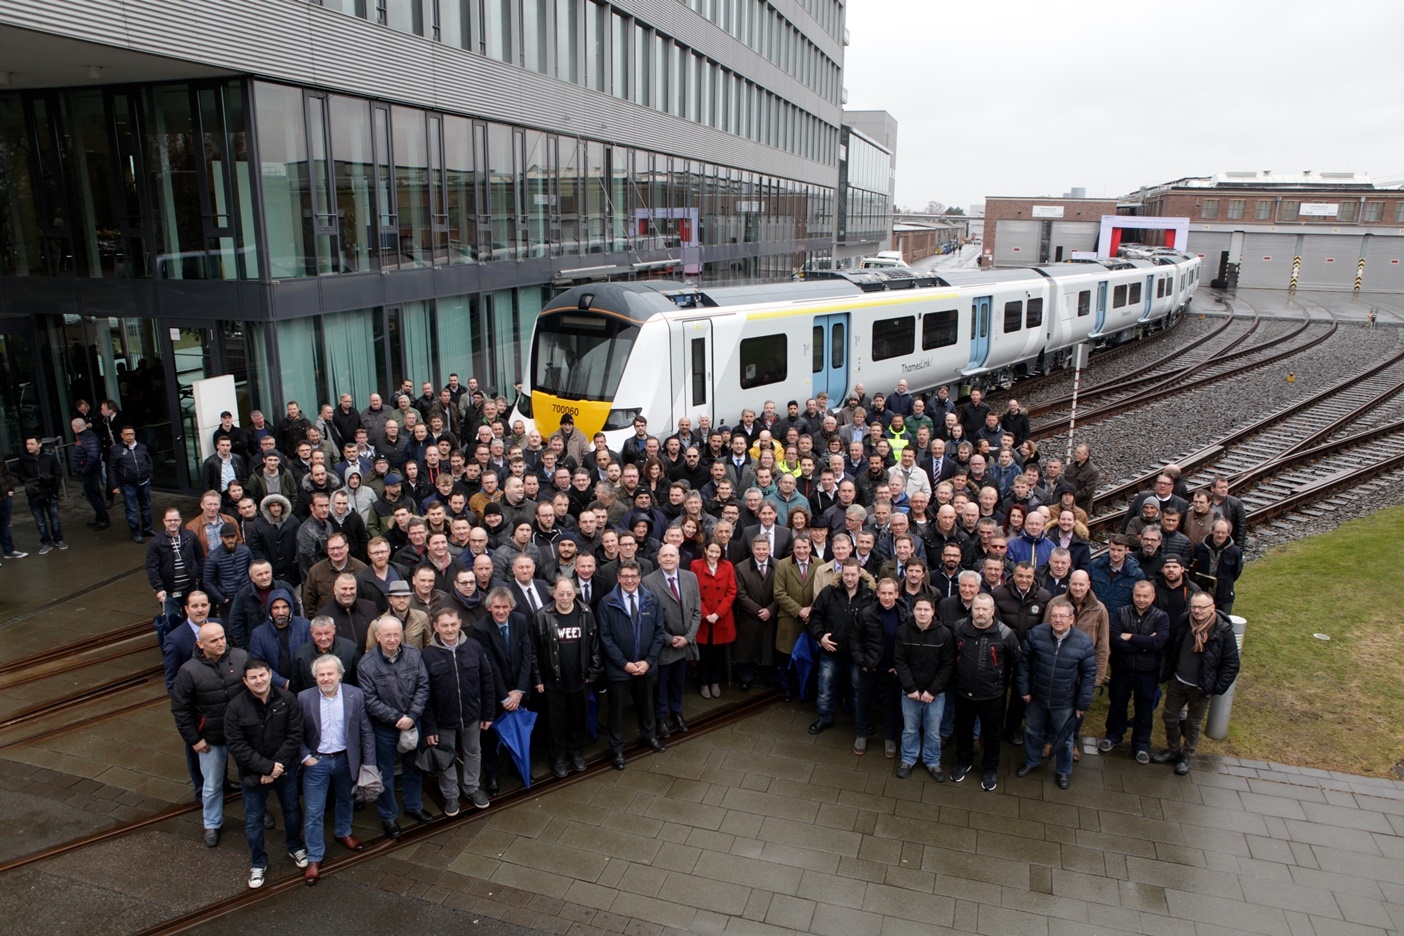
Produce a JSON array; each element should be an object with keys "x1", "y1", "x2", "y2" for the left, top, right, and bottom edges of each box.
[{"x1": 102, "y1": 372, "x2": 1246, "y2": 889}]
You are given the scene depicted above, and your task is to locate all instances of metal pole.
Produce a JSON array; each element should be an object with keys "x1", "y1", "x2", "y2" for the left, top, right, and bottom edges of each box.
[
  {"x1": 1065, "y1": 343, "x2": 1089, "y2": 463},
  {"x1": 1205, "y1": 615, "x2": 1247, "y2": 740}
]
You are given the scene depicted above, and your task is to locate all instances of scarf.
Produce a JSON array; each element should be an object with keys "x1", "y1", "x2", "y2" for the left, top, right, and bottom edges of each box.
[{"x1": 1191, "y1": 612, "x2": 1215, "y2": 653}]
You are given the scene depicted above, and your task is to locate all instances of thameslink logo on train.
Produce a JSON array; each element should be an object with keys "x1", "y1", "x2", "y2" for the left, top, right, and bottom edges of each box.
[{"x1": 901, "y1": 359, "x2": 933, "y2": 373}]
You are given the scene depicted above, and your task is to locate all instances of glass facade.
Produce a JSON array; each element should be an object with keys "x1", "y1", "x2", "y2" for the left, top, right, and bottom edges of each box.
[{"x1": 836, "y1": 126, "x2": 894, "y2": 261}]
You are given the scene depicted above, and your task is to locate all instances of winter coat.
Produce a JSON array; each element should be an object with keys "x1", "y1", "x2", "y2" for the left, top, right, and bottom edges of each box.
[
  {"x1": 691, "y1": 559, "x2": 737, "y2": 646},
  {"x1": 1007, "y1": 532, "x2": 1055, "y2": 570},
  {"x1": 1017, "y1": 623, "x2": 1097, "y2": 712},
  {"x1": 356, "y1": 644, "x2": 430, "y2": 727},
  {"x1": 893, "y1": 619, "x2": 955, "y2": 696},
  {"x1": 202, "y1": 543, "x2": 253, "y2": 606},
  {"x1": 145, "y1": 530, "x2": 204, "y2": 595},
  {"x1": 1110, "y1": 604, "x2": 1170, "y2": 674},
  {"x1": 990, "y1": 583, "x2": 1052, "y2": 642},
  {"x1": 1087, "y1": 554, "x2": 1145, "y2": 618},
  {"x1": 851, "y1": 600, "x2": 911, "y2": 671},
  {"x1": 170, "y1": 647, "x2": 250, "y2": 747},
  {"x1": 328, "y1": 507, "x2": 370, "y2": 563},
  {"x1": 420, "y1": 633, "x2": 496, "y2": 734},
  {"x1": 249, "y1": 494, "x2": 301, "y2": 585},
  {"x1": 1160, "y1": 610, "x2": 1241, "y2": 696},
  {"x1": 596, "y1": 586, "x2": 666, "y2": 681},
  {"x1": 1192, "y1": 536, "x2": 1244, "y2": 608},
  {"x1": 108, "y1": 440, "x2": 154, "y2": 486},
  {"x1": 224, "y1": 685, "x2": 303, "y2": 780},
  {"x1": 245, "y1": 468, "x2": 298, "y2": 505},
  {"x1": 71, "y1": 428, "x2": 104, "y2": 479},
  {"x1": 226, "y1": 578, "x2": 298, "y2": 650},
  {"x1": 17, "y1": 449, "x2": 62, "y2": 504},
  {"x1": 291, "y1": 636, "x2": 360, "y2": 693},
  {"x1": 1065, "y1": 592, "x2": 1111, "y2": 685},
  {"x1": 296, "y1": 515, "x2": 333, "y2": 579},
  {"x1": 531, "y1": 602, "x2": 604, "y2": 689},
  {"x1": 248, "y1": 593, "x2": 314, "y2": 690},
  {"x1": 808, "y1": 581, "x2": 875, "y2": 653},
  {"x1": 950, "y1": 617, "x2": 1021, "y2": 702},
  {"x1": 772, "y1": 555, "x2": 818, "y2": 656}
]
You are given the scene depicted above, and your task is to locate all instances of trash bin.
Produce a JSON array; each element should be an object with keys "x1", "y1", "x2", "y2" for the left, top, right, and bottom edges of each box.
[{"x1": 1204, "y1": 615, "x2": 1247, "y2": 740}]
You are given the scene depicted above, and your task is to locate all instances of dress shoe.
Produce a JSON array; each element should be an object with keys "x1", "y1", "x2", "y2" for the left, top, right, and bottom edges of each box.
[
  {"x1": 337, "y1": 835, "x2": 364, "y2": 852},
  {"x1": 551, "y1": 757, "x2": 570, "y2": 779},
  {"x1": 224, "y1": 779, "x2": 242, "y2": 794},
  {"x1": 263, "y1": 811, "x2": 275, "y2": 829},
  {"x1": 1055, "y1": 774, "x2": 1071, "y2": 790},
  {"x1": 204, "y1": 827, "x2": 220, "y2": 847},
  {"x1": 93, "y1": 522, "x2": 110, "y2": 531},
  {"x1": 571, "y1": 753, "x2": 588, "y2": 773},
  {"x1": 648, "y1": 738, "x2": 667, "y2": 753},
  {"x1": 673, "y1": 714, "x2": 688, "y2": 733},
  {"x1": 132, "y1": 534, "x2": 144, "y2": 544},
  {"x1": 611, "y1": 753, "x2": 627, "y2": 770},
  {"x1": 895, "y1": 762, "x2": 913, "y2": 779},
  {"x1": 1015, "y1": 763, "x2": 1038, "y2": 779},
  {"x1": 738, "y1": 680, "x2": 752, "y2": 691},
  {"x1": 485, "y1": 778, "x2": 500, "y2": 796},
  {"x1": 656, "y1": 721, "x2": 670, "y2": 740},
  {"x1": 407, "y1": 807, "x2": 434, "y2": 824},
  {"x1": 808, "y1": 719, "x2": 832, "y2": 735},
  {"x1": 304, "y1": 861, "x2": 321, "y2": 886},
  {"x1": 381, "y1": 819, "x2": 402, "y2": 840},
  {"x1": 1174, "y1": 755, "x2": 1193, "y2": 776}
]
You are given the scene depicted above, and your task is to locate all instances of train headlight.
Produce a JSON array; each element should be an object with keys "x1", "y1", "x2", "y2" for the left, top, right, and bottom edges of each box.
[{"x1": 602, "y1": 407, "x2": 642, "y2": 430}]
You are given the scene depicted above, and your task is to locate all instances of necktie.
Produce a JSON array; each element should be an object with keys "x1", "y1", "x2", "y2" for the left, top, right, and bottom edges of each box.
[
  {"x1": 629, "y1": 593, "x2": 639, "y2": 623},
  {"x1": 757, "y1": 563, "x2": 766, "y2": 577},
  {"x1": 525, "y1": 586, "x2": 539, "y2": 612},
  {"x1": 581, "y1": 580, "x2": 590, "y2": 603},
  {"x1": 499, "y1": 621, "x2": 509, "y2": 642},
  {"x1": 798, "y1": 562, "x2": 807, "y2": 579},
  {"x1": 897, "y1": 564, "x2": 905, "y2": 579},
  {"x1": 668, "y1": 576, "x2": 680, "y2": 601}
]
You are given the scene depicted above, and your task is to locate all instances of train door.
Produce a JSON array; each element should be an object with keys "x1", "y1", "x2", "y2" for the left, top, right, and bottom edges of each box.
[
  {"x1": 670, "y1": 318, "x2": 713, "y2": 426},
  {"x1": 968, "y1": 297, "x2": 992, "y2": 370},
  {"x1": 1095, "y1": 282, "x2": 1108, "y2": 333},
  {"x1": 812, "y1": 313, "x2": 849, "y2": 404},
  {"x1": 1143, "y1": 275, "x2": 1155, "y2": 320}
]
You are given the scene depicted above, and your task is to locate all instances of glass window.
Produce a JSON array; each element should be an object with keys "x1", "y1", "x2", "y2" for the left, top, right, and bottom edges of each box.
[
  {"x1": 436, "y1": 294, "x2": 487, "y2": 382},
  {"x1": 1077, "y1": 290, "x2": 1091, "y2": 316},
  {"x1": 812, "y1": 325, "x2": 824, "y2": 373},
  {"x1": 1202, "y1": 199, "x2": 1218, "y2": 220},
  {"x1": 306, "y1": 95, "x2": 337, "y2": 275},
  {"x1": 1396, "y1": 202, "x2": 1404, "y2": 224},
  {"x1": 1338, "y1": 201, "x2": 1357, "y2": 222},
  {"x1": 147, "y1": 85, "x2": 206, "y2": 279},
  {"x1": 1003, "y1": 300, "x2": 1022, "y2": 333},
  {"x1": 524, "y1": 0, "x2": 548, "y2": 71},
  {"x1": 1281, "y1": 200, "x2": 1299, "y2": 221},
  {"x1": 493, "y1": 286, "x2": 543, "y2": 393},
  {"x1": 486, "y1": 122, "x2": 518, "y2": 260},
  {"x1": 66, "y1": 90, "x2": 127, "y2": 279},
  {"x1": 921, "y1": 310, "x2": 958, "y2": 349},
  {"x1": 277, "y1": 316, "x2": 322, "y2": 414},
  {"x1": 441, "y1": 114, "x2": 476, "y2": 263},
  {"x1": 557, "y1": 0, "x2": 579, "y2": 82},
  {"x1": 611, "y1": 12, "x2": 628, "y2": 99},
  {"x1": 1255, "y1": 199, "x2": 1273, "y2": 220},
  {"x1": 254, "y1": 82, "x2": 313, "y2": 278},
  {"x1": 484, "y1": 0, "x2": 512, "y2": 60},
  {"x1": 533, "y1": 307, "x2": 640, "y2": 400},
  {"x1": 398, "y1": 301, "x2": 436, "y2": 386},
  {"x1": 330, "y1": 96, "x2": 375, "y2": 272},
  {"x1": 1226, "y1": 199, "x2": 1245, "y2": 220},
  {"x1": 830, "y1": 322, "x2": 845, "y2": 368},
  {"x1": 872, "y1": 316, "x2": 914, "y2": 361},
  {"x1": 386, "y1": 0, "x2": 426, "y2": 35},
  {"x1": 523, "y1": 130, "x2": 553, "y2": 257},
  {"x1": 691, "y1": 337, "x2": 707, "y2": 406},
  {"x1": 1113, "y1": 284, "x2": 1127, "y2": 308},
  {"x1": 1026, "y1": 297, "x2": 1043, "y2": 329},
  {"x1": 739, "y1": 334, "x2": 786, "y2": 389},
  {"x1": 442, "y1": 0, "x2": 471, "y2": 48},
  {"x1": 1129, "y1": 281, "x2": 1142, "y2": 304},
  {"x1": 586, "y1": 1, "x2": 607, "y2": 91},
  {"x1": 392, "y1": 105, "x2": 430, "y2": 268},
  {"x1": 1364, "y1": 201, "x2": 1384, "y2": 222}
]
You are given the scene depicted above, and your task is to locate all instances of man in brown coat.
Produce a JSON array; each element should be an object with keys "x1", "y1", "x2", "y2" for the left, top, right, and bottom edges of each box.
[{"x1": 733, "y1": 536, "x2": 778, "y2": 691}]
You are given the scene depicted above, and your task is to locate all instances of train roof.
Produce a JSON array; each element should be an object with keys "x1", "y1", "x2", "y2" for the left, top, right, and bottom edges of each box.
[
  {"x1": 545, "y1": 279, "x2": 867, "y2": 323},
  {"x1": 926, "y1": 269, "x2": 1046, "y2": 287}
]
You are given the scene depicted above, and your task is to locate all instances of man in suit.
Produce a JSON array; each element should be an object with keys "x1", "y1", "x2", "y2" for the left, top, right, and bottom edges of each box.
[
  {"x1": 733, "y1": 536, "x2": 778, "y2": 691},
  {"x1": 742, "y1": 502, "x2": 793, "y2": 561},
  {"x1": 471, "y1": 587, "x2": 537, "y2": 796},
  {"x1": 298, "y1": 652, "x2": 376, "y2": 884},
  {"x1": 597, "y1": 562, "x2": 667, "y2": 769},
  {"x1": 773, "y1": 534, "x2": 818, "y2": 698},
  {"x1": 644, "y1": 545, "x2": 700, "y2": 738},
  {"x1": 573, "y1": 552, "x2": 611, "y2": 614},
  {"x1": 722, "y1": 433, "x2": 755, "y2": 490},
  {"x1": 508, "y1": 554, "x2": 552, "y2": 616}
]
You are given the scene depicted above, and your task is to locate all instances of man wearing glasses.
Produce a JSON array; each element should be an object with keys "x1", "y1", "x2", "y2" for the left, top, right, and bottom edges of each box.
[
  {"x1": 597, "y1": 561, "x2": 666, "y2": 770},
  {"x1": 1150, "y1": 595, "x2": 1241, "y2": 777}
]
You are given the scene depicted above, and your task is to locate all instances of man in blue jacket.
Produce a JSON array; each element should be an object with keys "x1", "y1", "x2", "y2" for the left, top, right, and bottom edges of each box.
[
  {"x1": 597, "y1": 561, "x2": 666, "y2": 770},
  {"x1": 249, "y1": 590, "x2": 313, "y2": 692},
  {"x1": 1015, "y1": 597, "x2": 1097, "y2": 789},
  {"x1": 70, "y1": 417, "x2": 110, "y2": 530},
  {"x1": 1087, "y1": 534, "x2": 1145, "y2": 619}
]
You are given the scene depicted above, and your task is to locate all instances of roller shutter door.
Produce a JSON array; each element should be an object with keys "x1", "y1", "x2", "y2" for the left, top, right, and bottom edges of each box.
[
  {"x1": 1186, "y1": 232, "x2": 1232, "y2": 285},
  {"x1": 996, "y1": 220, "x2": 1039, "y2": 265},
  {"x1": 1297, "y1": 234, "x2": 1361, "y2": 291},
  {"x1": 1049, "y1": 222, "x2": 1099, "y2": 262},
  {"x1": 1237, "y1": 233, "x2": 1295, "y2": 288},
  {"x1": 1363, "y1": 235, "x2": 1404, "y2": 292}
]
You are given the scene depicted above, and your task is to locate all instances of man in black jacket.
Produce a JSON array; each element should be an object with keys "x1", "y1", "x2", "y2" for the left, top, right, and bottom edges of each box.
[
  {"x1": 1152, "y1": 594, "x2": 1241, "y2": 777},
  {"x1": 18, "y1": 436, "x2": 65, "y2": 553},
  {"x1": 224, "y1": 658, "x2": 307, "y2": 888},
  {"x1": 950, "y1": 593, "x2": 1021, "y2": 792},
  {"x1": 807, "y1": 561, "x2": 873, "y2": 736},
  {"x1": 276, "y1": 401, "x2": 313, "y2": 460},
  {"x1": 202, "y1": 435, "x2": 248, "y2": 496},
  {"x1": 893, "y1": 595, "x2": 955, "y2": 781},
  {"x1": 422, "y1": 607, "x2": 496, "y2": 815},
  {"x1": 147, "y1": 507, "x2": 203, "y2": 627},
  {"x1": 471, "y1": 587, "x2": 536, "y2": 794},
  {"x1": 109, "y1": 425, "x2": 155, "y2": 542},
  {"x1": 291, "y1": 616, "x2": 359, "y2": 693},
  {"x1": 1099, "y1": 581, "x2": 1169, "y2": 764},
  {"x1": 170, "y1": 622, "x2": 249, "y2": 846},
  {"x1": 69, "y1": 417, "x2": 110, "y2": 530}
]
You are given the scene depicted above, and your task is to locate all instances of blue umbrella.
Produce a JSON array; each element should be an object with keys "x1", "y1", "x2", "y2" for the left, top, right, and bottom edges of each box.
[
  {"x1": 789, "y1": 632, "x2": 817, "y2": 701},
  {"x1": 586, "y1": 689, "x2": 599, "y2": 740},
  {"x1": 494, "y1": 707, "x2": 539, "y2": 790}
]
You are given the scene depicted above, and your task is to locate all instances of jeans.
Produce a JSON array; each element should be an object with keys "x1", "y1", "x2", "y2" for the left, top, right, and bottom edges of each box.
[
  {"x1": 1023, "y1": 697, "x2": 1074, "y2": 775},
  {"x1": 1104, "y1": 668, "x2": 1160, "y2": 753},
  {"x1": 28, "y1": 500, "x2": 61, "y2": 546},
  {"x1": 899, "y1": 692, "x2": 946, "y2": 767},
  {"x1": 372, "y1": 724, "x2": 423, "y2": 822},
  {"x1": 0, "y1": 495, "x2": 14, "y2": 554},
  {"x1": 1162, "y1": 679, "x2": 1210, "y2": 755},
  {"x1": 242, "y1": 772, "x2": 304, "y2": 869},
  {"x1": 196, "y1": 744, "x2": 229, "y2": 829},
  {"x1": 434, "y1": 724, "x2": 482, "y2": 803},
  {"x1": 120, "y1": 480, "x2": 153, "y2": 534},
  {"x1": 813, "y1": 652, "x2": 854, "y2": 725},
  {"x1": 302, "y1": 751, "x2": 354, "y2": 863},
  {"x1": 655, "y1": 658, "x2": 688, "y2": 718},
  {"x1": 81, "y1": 474, "x2": 110, "y2": 524}
]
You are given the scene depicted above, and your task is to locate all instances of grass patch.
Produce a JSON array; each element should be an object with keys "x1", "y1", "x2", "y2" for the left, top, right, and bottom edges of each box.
[{"x1": 1210, "y1": 504, "x2": 1404, "y2": 777}]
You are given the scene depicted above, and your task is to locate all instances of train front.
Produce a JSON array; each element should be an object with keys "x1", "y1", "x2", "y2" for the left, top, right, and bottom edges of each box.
[{"x1": 513, "y1": 284, "x2": 655, "y2": 445}]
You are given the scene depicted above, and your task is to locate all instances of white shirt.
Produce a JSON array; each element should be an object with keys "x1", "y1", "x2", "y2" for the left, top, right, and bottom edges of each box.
[{"x1": 318, "y1": 686, "x2": 346, "y2": 754}]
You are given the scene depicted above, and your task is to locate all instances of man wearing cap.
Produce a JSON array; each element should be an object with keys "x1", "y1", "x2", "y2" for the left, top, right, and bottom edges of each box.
[
  {"x1": 367, "y1": 473, "x2": 410, "y2": 540},
  {"x1": 549, "y1": 413, "x2": 590, "y2": 467},
  {"x1": 367, "y1": 580, "x2": 432, "y2": 650},
  {"x1": 357, "y1": 615, "x2": 433, "y2": 838},
  {"x1": 247, "y1": 450, "x2": 298, "y2": 504},
  {"x1": 204, "y1": 522, "x2": 253, "y2": 625}
]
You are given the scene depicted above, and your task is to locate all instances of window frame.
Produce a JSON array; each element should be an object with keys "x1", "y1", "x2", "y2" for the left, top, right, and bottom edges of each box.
[
  {"x1": 871, "y1": 315, "x2": 915, "y2": 362},
  {"x1": 738, "y1": 333, "x2": 787, "y2": 389},
  {"x1": 920, "y1": 309, "x2": 958, "y2": 350}
]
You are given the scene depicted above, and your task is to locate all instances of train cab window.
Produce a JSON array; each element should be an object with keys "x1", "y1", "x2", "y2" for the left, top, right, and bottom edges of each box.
[
  {"x1": 871, "y1": 316, "x2": 915, "y2": 361},
  {"x1": 1129, "y1": 282, "x2": 1142, "y2": 304},
  {"x1": 1003, "y1": 300, "x2": 1022, "y2": 333},
  {"x1": 1025, "y1": 298, "x2": 1043, "y2": 329},
  {"x1": 740, "y1": 334, "x2": 787, "y2": 389},
  {"x1": 831, "y1": 323, "x2": 845, "y2": 368},
  {"x1": 1113, "y1": 285, "x2": 1128, "y2": 308},
  {"x1": 1077, "y1": 290, "x2": 1091, "y2": 317},
  {"x1": 1156, "y1": 279, "x2": 1165, "y2": 298},
  {"x1": 921, "y1": 309, "x2": 958, "y2": 349},
  {"x1": 813, "y1": 326, "x2": 824, "y2": 373},
  {"x1": 533, "y1": 313, "x2": 641, "y2": 401}
]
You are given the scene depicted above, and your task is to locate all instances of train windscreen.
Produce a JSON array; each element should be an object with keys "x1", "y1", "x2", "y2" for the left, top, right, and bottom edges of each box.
[{"x1": 532, "y1": 313, "x2": 641, "y2": 402}]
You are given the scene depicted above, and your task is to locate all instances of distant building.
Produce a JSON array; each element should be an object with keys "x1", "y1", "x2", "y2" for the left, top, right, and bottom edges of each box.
[{"x1": 835, "y1": 111, "x2": 897, "y2": 268}]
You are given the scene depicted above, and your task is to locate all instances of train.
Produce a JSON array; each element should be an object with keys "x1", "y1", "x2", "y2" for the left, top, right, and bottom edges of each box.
[{"x1": 513, "y1": 250, "x2": 1202, "y2": 445}]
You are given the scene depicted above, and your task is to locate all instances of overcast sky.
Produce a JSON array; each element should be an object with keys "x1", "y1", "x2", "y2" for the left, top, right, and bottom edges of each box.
[{"x1": 841, "y1": 1, "x2": 1404, "y2": 213}]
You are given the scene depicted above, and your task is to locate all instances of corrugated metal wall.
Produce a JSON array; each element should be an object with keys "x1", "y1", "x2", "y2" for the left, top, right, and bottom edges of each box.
[
  {"x1": 1363, "y1": 235, "x2": 1404, "y2": 292},
  {"x1": 1049, "y1": 221, "x2": 1099, "y2": 261},
  {"x1": 1297, "y1": 234, "x2": 1360, "y2": 291},
  {"x1": 996, "y1": 220, "x2": 1039, "y2": 265},
  {"x1": 1186, "y1": 232, "x2": 1232, "y2": 284},
  {"x1": 1236, "y1": 233, "x2": 1295, "y2": 288}
]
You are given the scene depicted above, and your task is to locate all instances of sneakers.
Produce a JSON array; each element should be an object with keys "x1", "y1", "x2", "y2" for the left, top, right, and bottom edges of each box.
[
  {"x1": 895, "y1": 762, "x2": 913, "y2": 779},
  {"x1": 469, "y1": 788, "x2": 490, "y2": 810},
  {"x1": 1135, "y1": 750, "x2": 1151, "y2": 765},
  {"x1": 950, "y1": 763, "x2": 971, "y2": 783},
  {"x1": 927, "y1": 765, "x2": 946, "y2": 783},
  {"x1": 1097, "y1": 738, "x2": 1116, "y2": 753},
  {"x1": 56, "y1": 541, "x2": 68, "y2": 550},
  {"x1": 981, "y1": 770, "x2": 998, "y2": 792},
  {"x1": 38, "y1": 543, "x2": 53, "y2": 555},
  {"x1": 883, "y1": 740, "x2": 897, "y2": 759},
  {"x1": 3, "y1": 551, "x2": 26, "y2": 559},
  {"x1": 1174, "y1": 755, "x2": 1193, "y2": 776},
  {"x1": 248, "y1": 867, "x2": 266, "y2": 889},
  {"x1": 289, "y1": 848, "x2": 309, "y2": 868},
  {"x1": 444, "y1": 799, "x2": 461, "y2": 818},
  {"x1": 853, "y1": 736, "x2": 867, "y2": 755},
  {"x1": 1150, "y1": 748, "x2": 1181, "y2": 764}
]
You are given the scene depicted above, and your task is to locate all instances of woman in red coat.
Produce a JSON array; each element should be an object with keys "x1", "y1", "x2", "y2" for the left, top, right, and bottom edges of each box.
[{"x1": 691, "y1": 539, "x2": 736, "y2": 700}]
